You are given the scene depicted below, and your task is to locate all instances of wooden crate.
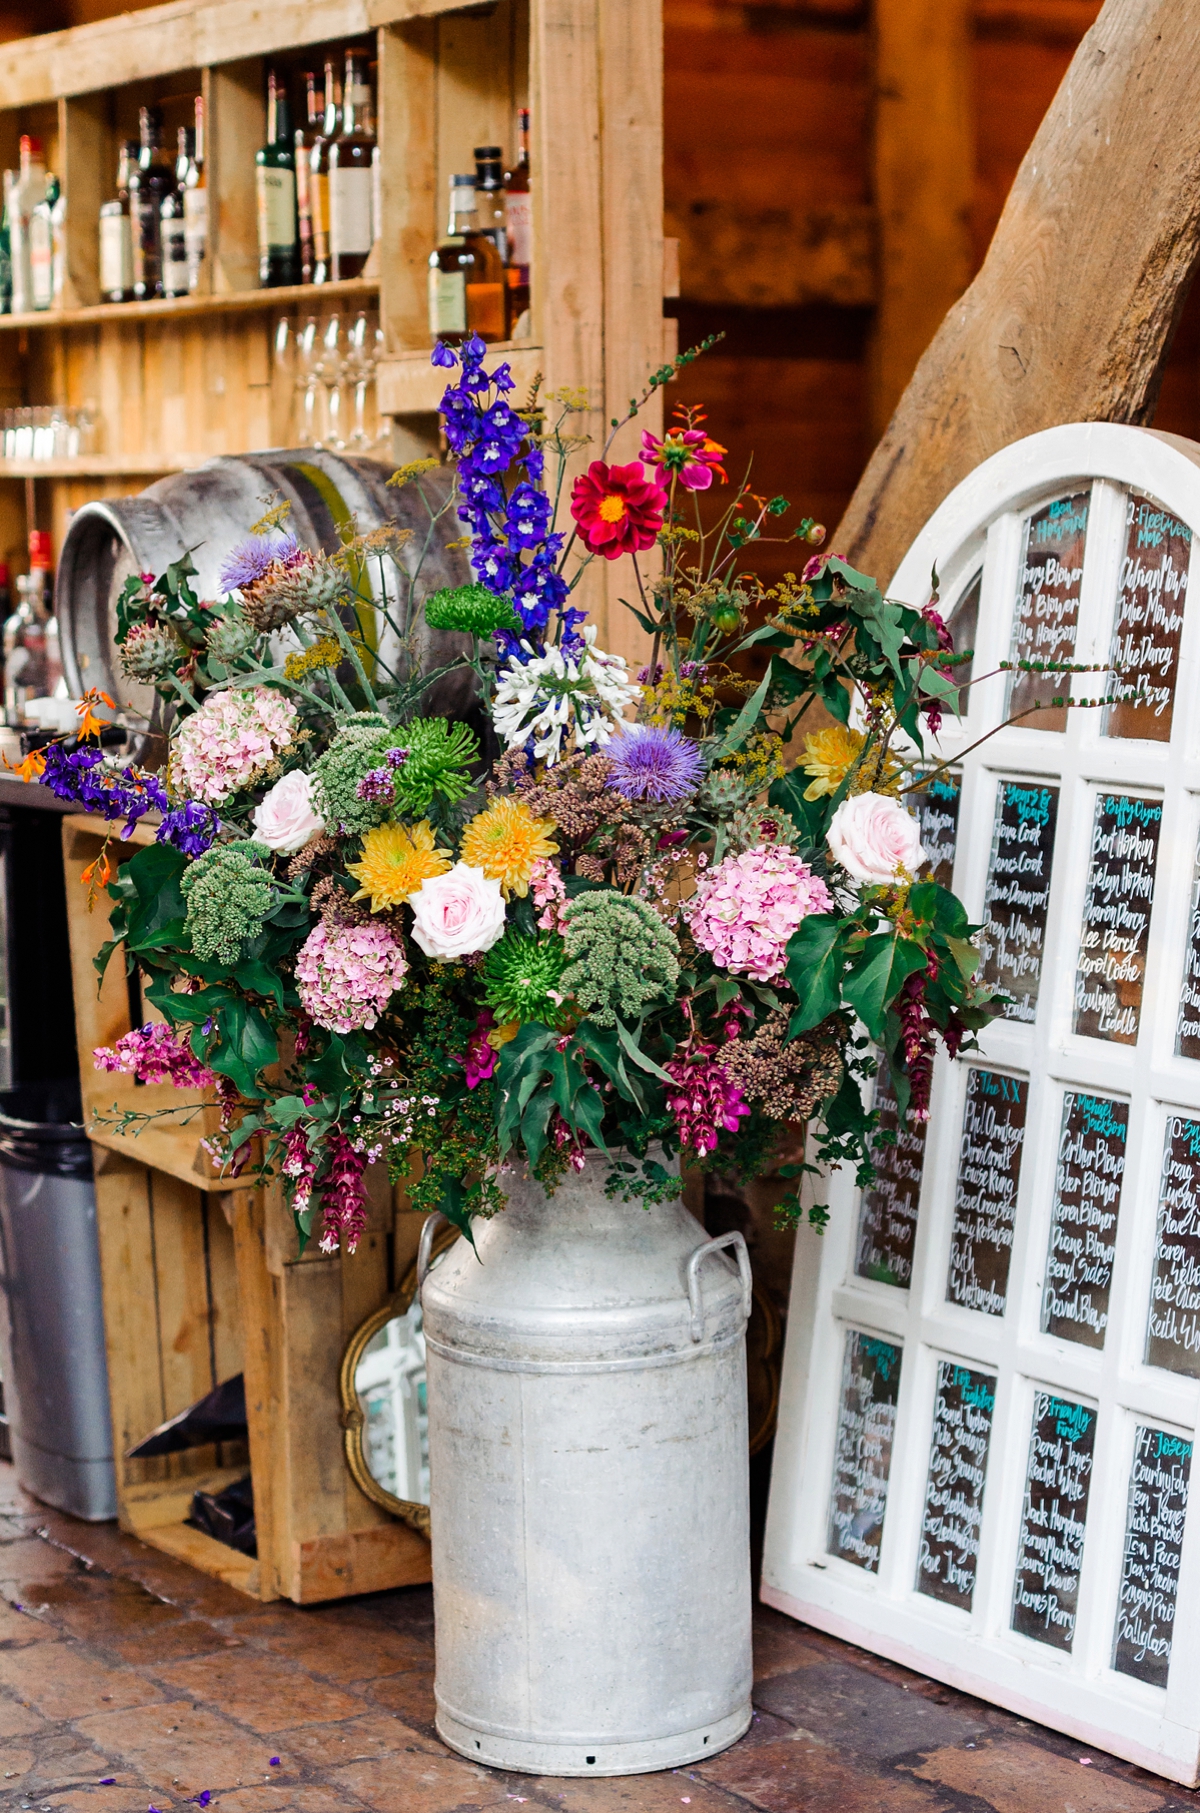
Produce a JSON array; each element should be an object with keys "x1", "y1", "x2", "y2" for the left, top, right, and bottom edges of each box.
[{"x1": 64, "y1": 812, "x2": 431, "y2": 1601}]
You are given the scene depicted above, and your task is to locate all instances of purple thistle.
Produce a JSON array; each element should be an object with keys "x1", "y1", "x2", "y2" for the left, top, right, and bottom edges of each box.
[
  {"x1": 218, "y1": 533, "x2": 301, "y2": 594},
  {"x1": 606, "y1": 724, "x2": 704, "y2": 803}
]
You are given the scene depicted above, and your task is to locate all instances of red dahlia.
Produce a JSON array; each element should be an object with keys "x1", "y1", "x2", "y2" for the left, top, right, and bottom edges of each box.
[{"x1": 569, "y1": 459, "x2": 668, "y2": 559}]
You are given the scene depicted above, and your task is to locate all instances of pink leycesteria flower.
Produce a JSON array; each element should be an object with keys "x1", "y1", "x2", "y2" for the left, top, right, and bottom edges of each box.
[
  {"x1": 640, "y1": 427, "x2": 728, "y2": 492},
  {"x1": 94, "y1": 1022, "x2": 213, "y2": 1089},
  {"x1": 665, "y1": 1042, "x2": 750, "y2": 1159},
  {"x1": 687, "y1": 845, "x2": 834, "y2": 983},
  {"x1": 282, "y1": 1123, "x2": 317, "y2": 1217},
  {"x1": 319, "y1": 1127, "x2": 368, "y2": 1254}
]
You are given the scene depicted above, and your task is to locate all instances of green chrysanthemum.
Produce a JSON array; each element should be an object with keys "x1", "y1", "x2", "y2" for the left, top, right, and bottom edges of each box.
[
  {"x1": 391, "y1": 717, "x2": 480, "y2": 814},
  {"x1": 480, "y1": 930, "x2": 567, "y2": 1026},
  {"x1": 424, "y1": 583, "x2": 521, "y2": 638},
  {"x1": 181, "y1": 840, "x2": 274, "y2": 965},
  {"x1": 560, "y1": 891, "x2": 680, "y2": 1028}
]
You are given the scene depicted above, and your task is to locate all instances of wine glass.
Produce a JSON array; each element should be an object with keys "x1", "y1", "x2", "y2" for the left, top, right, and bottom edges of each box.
[
  {"x1": 320, "y1": 313, "x2": 346, "y2": 450},
  {"x1": 296, "y1": 316, "x2": 324, "y2": 447}
]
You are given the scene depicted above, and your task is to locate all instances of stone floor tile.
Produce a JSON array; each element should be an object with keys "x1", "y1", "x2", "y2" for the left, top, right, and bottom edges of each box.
[
  {"x1": 751, "y1": 1608, "x2": 838, "y2": 1683},
  {"x1": 230, "y1": 1611, "x2": 432, "y2": 1683},
  {"x1": 100, "y1": 1614, "x2": 233, "y2": 1667},
  {"x1": 364, "y1": 1670, "x2": 438, "y2": 1737},
  {"x1": 527, "y1": 1768, "x2": 747, "y2": 1810},
  {"x1": 0, "y1": 1537, "x2": 88, "y2": 1595},
  {"x1": 150, "y1": 1650, "x2": 367, "y2": 1734},
  {"x1": 73, "y1": 1702, "x2": 289, "y2": 1796},
  {"x1": 908, "y1": 1738, "x2": 1175, "y2": 1813},
  {"x1": 273, "y1": 1712, "x2": 442, "y2": 1767},
  {"x1": 0, "y1": 1639, "x2": 165, "y2": 1721},
  {"x1": 0, "y1": 1597, "x2": 46, "y2": 1644},
  {"x1": 754, "y1": 1660, "x2": 987, "y2": 1760},
  {"x1": 41, "y1": 1788, "x2": 151, "y2": 1813},
  {"x1": 0, "y1": 1692, "x2": 46, "y2": 1738},
  {"x1": 697, "y1": 1741, "x2": 949, "y2": 1813},
  {"x1": 328, "y1": 1747, "x2": 517, "y2": 1812},
  {"x1": 216, "y1": 1787, "x2": 368, "y2": 1813}
]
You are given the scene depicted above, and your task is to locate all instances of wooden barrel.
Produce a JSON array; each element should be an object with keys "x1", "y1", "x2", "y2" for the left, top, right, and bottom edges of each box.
[{"x1": 55, "y1": 450, "x2": 472, "y2": 729}]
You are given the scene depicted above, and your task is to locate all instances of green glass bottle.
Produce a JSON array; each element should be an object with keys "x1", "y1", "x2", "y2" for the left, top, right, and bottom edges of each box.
[{"x1": 256, "y1": 70, "x2": 299, "y2": 288}]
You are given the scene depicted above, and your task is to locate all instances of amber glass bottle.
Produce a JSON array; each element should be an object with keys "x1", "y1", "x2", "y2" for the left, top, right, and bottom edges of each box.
[
  {"x1": 428, "y1": 175, "x2": 505, "y2": 345},
  {"x1": 329, "y1": 49, "x2": 375, "y2": 281}
]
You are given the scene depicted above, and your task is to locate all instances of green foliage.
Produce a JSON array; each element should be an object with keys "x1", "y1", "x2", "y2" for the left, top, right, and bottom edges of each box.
[
  {"x1": 181, "y1": 842, "x2": 274, "y2": 965},
  {"x1": 560, "y1": 892, "x2": 680, "y2": 1029}
]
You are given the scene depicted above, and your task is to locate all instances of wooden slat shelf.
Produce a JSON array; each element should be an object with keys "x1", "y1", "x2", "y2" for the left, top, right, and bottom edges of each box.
[
  {"x1": 0, "y1": 277, "x2": 379, "y2": 333},
  {"x1": 379, "y1": 341, "x2": 543, "y2": 415},
  {"x1": 0, "y1": 456, "x2": 205, "y2": 478}
]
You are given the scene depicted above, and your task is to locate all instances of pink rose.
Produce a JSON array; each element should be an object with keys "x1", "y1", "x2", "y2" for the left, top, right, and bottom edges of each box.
[
  {"x1": 827, "y1": 793, "x2": 926, "y2": 885},
  {"x1": 409, "y1": 863, "x2": 506, "y2": 960},
  {"x1": 252, "y1": 769, "x2": 324, "y2": 854}
]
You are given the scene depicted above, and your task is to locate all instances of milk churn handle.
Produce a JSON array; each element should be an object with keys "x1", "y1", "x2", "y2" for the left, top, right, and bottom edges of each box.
[
  {"x1": 686, "y1": 1232, "x2": 752, "y2": 1342},
  {"x1": 417, "y1": 1211, "x2": 449, "y2": 1295}
]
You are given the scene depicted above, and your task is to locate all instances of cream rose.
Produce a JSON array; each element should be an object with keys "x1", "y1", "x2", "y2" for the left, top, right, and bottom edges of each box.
[
  {"x1": 409, "y1": 863, "x2": 507, "y2": 960},
  {"x1": 827, "y1": 792, "x2": 926, "y2": 885},
  {"x1": 252, "y1": 769, "x2": 325, "y2": 854}
]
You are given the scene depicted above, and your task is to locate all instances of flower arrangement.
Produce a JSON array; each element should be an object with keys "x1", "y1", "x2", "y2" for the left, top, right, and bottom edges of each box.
[{"x1": 43, "y1": 331, "x2": 1016, "y2": 1254}]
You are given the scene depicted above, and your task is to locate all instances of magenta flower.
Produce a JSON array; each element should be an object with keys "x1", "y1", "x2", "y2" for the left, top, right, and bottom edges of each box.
[
  {"x1": 457, "y1": 1010, "x2": 500, "y2": 1089},
  {"x1": 665, "y1": 1043, "x2": 750, "y2": 1158},
  {"x1": 94, "y1": 1023, "x2": 213, "y2": 1088},
  {"x1": 687, "y1": 845, "x2": 835, "y2": 982},
  {"x1": 640, "y1": 428, "x2": 728, "y2": 492},
  {"x1": 319, "y1": 1128, "x2": 368, "y2": 1255}
]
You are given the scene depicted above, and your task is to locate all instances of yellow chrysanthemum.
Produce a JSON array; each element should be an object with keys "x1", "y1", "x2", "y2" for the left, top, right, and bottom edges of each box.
[
  {"x1": 460, "y1": 797, "x2": 558, "y2": 900},
  {"x1": 346, "y1": 821, "x2": 452, "y2": 912},
  {"x1": 802, "y1": 724, "x2": 866, "y2": 800}
]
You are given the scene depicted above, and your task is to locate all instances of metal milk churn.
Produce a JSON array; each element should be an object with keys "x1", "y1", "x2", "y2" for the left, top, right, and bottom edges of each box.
[{"x1": 418, "y1": 1156, "x2": 754, "y2": 1777}]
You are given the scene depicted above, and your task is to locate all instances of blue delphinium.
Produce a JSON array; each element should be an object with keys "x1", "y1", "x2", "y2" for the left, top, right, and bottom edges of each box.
[
  {"x1": 157, "y1": 799, "x2": 219, "y2": 856},
  {"x1": 605, "y1": 724, "x2": 705, "y2": 803},
  {"x1": 41, "y1": 742, "x2": 169, "y2": 837}
]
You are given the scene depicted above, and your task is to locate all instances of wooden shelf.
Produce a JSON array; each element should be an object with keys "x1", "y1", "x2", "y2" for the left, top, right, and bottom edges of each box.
[
  {"x1": 0, "y1": 455, "x2": 207, "y2": 478},
  {"x1": 0, "y1": 278, "x2": 379, "y2": 333},
  {"x1": 378, "y1": 341, "x2": 543, "y2": 415}
]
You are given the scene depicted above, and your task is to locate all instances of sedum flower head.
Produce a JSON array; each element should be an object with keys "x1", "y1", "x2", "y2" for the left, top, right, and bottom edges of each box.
[
  {"x1": 311, "y1": 714, "x2": 391, "y2": 835},
  {"x1": 424, "y1": 582, "x2": 521, "y2": 638},
  {"x1": 491, "y1": 626, "x2": 641, "y2": 766},
  {"x1": 480, "y1": 930, "x2": 567, "y2": 1025},
  {"x1": 346, "y1": 820, "x2": 452, "y2": 912},
  {"x1": 391, "y1": 717, "x2": 480, "y2": 814},
  {"x1": 560, "y1": 889, "x2": 680, "y2": 1027},
  {"x1": 181, "y1": 840, "x2": 274, "y2": 965},
  {"x1": 460, "y1": 796, "x2": 557, "y2": 899}
]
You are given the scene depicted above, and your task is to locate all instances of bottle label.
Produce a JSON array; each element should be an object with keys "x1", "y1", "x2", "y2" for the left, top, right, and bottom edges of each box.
[
  {"x1": 506, "y1": 192, "x2": 532, "y2": 269},
  {"x1": 161, "y1": 217, "x2": 188, "y2": 294},
  {"x1": 311, "y1": 169, "x2": 330, "y2": 258},
  {"x1": 29, "y1": 217, "x2": 53, "y2": 310},
  {"x1": 330, "y1": 165, "x2": 372, "y2": 257},
  {"x1": 183, "y1": 186, "x2": 207, "y2": 260},
  {"x1": 256, "y1": 166, "x2": 297, "y2": 254},
  {"x1": 429, "y1": 268, "x2": 466, "y2": 336}
]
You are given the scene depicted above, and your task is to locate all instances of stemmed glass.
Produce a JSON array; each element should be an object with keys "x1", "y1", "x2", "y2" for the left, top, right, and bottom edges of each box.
[
  {"x1": 295, "y1": 316, "x2": 325, "y2": 447},
  {"x1": 320, "y1": 314, "x2": 346, "y2": 450},
  {"x1": 345, "y1": 310, "x2": 381, "y2": 449}
]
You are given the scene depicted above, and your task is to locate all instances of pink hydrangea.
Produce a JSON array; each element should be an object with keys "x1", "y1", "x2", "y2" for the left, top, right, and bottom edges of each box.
[
  {"x1": 174, "y1": 687, "x2": 299, "y2": 805},
  {"x1": 94, "y1": 1022, "x2": 213, "y2": 1088},
  {"x1": 687, "y1": 844, "x2": 834, "y2": 982},
  {"x1": 294, "y1": 919, "x2": 408, "y2": 1033}
]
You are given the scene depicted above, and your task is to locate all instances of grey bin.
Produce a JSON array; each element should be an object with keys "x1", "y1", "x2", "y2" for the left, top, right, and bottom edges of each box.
[{"x1": 0, "y1": 1082, "x2": 115, "y2": 1520}]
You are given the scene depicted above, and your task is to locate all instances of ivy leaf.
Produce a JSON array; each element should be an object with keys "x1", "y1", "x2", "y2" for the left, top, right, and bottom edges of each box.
[
  {"x1": 843, "y1": 934, "x2": 928, "y2": 1041},
  {"x1": 205, "y1": 998, "x2": 279, "y2": 1100},
  {"x1": 908, "y1": 880, "x2": 970, "y2": 938},
  {"x1": 785, "y1": 914, "x2": 845, "y2": 1033},
  {"x1": 520, "y1": 1085, "x2": 556, "y2": 1167},
  {"x1": 945, "y1": 934, "x2": 981, "y2": 980}
]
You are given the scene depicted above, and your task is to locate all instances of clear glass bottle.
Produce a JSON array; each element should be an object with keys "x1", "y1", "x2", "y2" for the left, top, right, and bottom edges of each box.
[
  {"x1": 473, "y1": 146, "x2": 507, "y2": 263},
  {"x1": 296, "y1": 70, "x2": 321, "y2": 285},
  {"x1": 184, "y1": 96, "x2": 207, "y2": 293},
  {"x1": 310, "y1": 60, "x2": 340, "y2": 285},
  {"x1": 160, "y1": 129, "x2": 192, "y2": 298},
  {"x1": 99, "y1": 141, "x2": 137, "y2": 304},
  {"x1": 0, "y1": 173, "x2": 12, "y2": 316},
  {"x1": 329, "y1": 48, "x2": 375, "y2": 282},
  {"x1": 256, "y1": 71, "x2": 298, "y2": 288},
  {"x1": 129, "y1": 108, "x2": 174, "y2": 301},
  {"x1": 28, "y1": 173, "x2": 58, "y2": 312},
  {"x1": 503, "y1": 108, "x2": 531, "y2": 338},
  {"x1": 10, "y1": 136, "x2": 47, "y2": 316},
  {"x1": 428, "y1": 174, "x2": 506, "y2": 346}
]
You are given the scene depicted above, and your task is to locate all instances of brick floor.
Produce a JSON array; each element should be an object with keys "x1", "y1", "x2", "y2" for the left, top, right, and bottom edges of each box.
[{"x1": 2, "y1": 1464, "x2": 1200, "y2": 1813}]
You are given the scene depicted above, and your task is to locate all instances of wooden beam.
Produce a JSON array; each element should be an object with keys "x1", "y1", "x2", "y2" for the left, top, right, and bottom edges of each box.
[
  {"x1": 868, "y1": 0, "x2": 974, "y2": 441},
  {"x1": 837, "y1": 0, "x2": 1200, "y2": 589}
]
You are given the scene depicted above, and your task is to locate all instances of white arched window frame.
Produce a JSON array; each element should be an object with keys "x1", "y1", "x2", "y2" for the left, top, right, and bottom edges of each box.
[{"x1": 762, "y1": 424, "x2": 1200, "y2": 1784}]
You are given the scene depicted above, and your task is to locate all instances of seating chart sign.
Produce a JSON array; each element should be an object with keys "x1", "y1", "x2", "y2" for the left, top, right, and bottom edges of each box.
[
  {"x1": 1041, "y1": 1091, "x2": 1128, "y2": 1349},
  {"x1": 1012, "y1": 1392, "x2": 1097, "y2": 1651},
  {"x1": 1113, "y1": 1425, "x2": 1192, "y2": 1688},
  {"x1": 855, "y1": 1058, "x2": 927, "y2": 1288},
  {"x1": 947, "y1": 1068, "x2": 1028, "y2": 1316},
  {"x1": 1009, "y1": 490, "x2": 1089, "y2": 732},
  {"x1": 1106, "y1": 495, "x2": 1190, "y2": 743},
  {"x1": 1176, "y1": 842, "x2": 1200, "y2": 1060},
  {"x1": 1073, "y1": 793, "x2": 1162, "y2": 1044},
  {"x1": 979, "y1": 781, "x2": 1060, "y2": 1022},
  {"x1": 916, "y1": 1361, "x2": 996, "y2": 1611},
  {"x1": 827, "y1": 1331, "x2": 901, "y2": 1572},
  {"x1": 914, "y1": 771, "x2": 961, "y2": 891},
  {"x1": 1146, "y1": 1115, "x2": 1200, "y2": 1378}
]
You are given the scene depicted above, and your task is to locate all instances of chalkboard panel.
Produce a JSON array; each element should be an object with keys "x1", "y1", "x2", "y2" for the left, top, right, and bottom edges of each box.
[
  {"x1": 827, "y1": 1330, "x2": 902, "y2": 1572},
  {"x1": 1105, "y1": 495, "x2": 1190, "y2": 743},
  {"x1": 1176, "y1": 841, "x2": 1200, "y2": 1061},
  {"x1": 979, "y1": 781, "x2": 1060, "y2": 1024},
  {"x1": 1009, "y1": 490, "x2": 1090, "y2": 733},
  {"x1": 947, "y1": 571, "x2": 980, "y2": 711},
  {"x1": 1041, "y1": 1091, "x2": 1128, "y2": 1349},
  {"x1": 1073, "y1": 792, "x2": 1162, "y2": 1044},
  {"x1": 916, "y1": 1360, "x2": 996, "y2": 1611},
  {"x1": 1146, "y1": 1115, "x2": 1200, "y2": 1377},
  {"x1": 855, "y1": 1057, "x2": 927, "y2": 1288},
  {"x1": 914, "y1": 770, "x2": 961, "y2": 892},
  {"x1": 947, "y1": 1068, "x2": 1028, "y2": 1317},
  {"x1": 1012, "y1": 1392, "x2": 1097, "y2": 1651},
  {"x1": 1113, "y1": 1425, "x2": 1192, "y2": 1689}
]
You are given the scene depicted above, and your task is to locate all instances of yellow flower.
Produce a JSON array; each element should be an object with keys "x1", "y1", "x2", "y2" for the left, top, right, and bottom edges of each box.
[
  {"x1": 486, "y1": 1020, "x2": 520, "y2": 1051},
  {"x1": 802, "y1": 725, "x2": 866, "y2": 800},
  {"x1": 346, "y1": 821, "x2": 452, "y2": 912},
  {"x1": 460, "y1": 797, "x2": 557, "y2": 900}
]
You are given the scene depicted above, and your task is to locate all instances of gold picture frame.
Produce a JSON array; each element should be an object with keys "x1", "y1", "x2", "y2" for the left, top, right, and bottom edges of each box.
[{"x1": 338, "y1": 1219, "x2": 461, "y2": 1538}]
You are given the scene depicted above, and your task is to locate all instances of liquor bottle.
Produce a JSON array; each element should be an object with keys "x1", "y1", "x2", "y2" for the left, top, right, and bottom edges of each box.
[
  {"x1": 309, "y1": 60, "x2": 339, "y2": 285},
  {"x1": 28, "y1": 174, "x2": 58, "y2": 311},
  {"x1": 503, "y1": 109, "x2": 531, "y2": 338},
  {"x1": 129, "y1": 108, "x2": 174, "y2": 301},
  {"x1": 295, "y1": 70, "x2": 321, "y2": 284},
  {"x1": 50, "y1": 177, "x2": 66, "y2": 306},
  {"x1": 9, "y1": 136, "x2": 47, "y2": 316},
  {"x1": 99, "y1": 141, "x2": 137, "y2": 304},
  {"x1": 256, "y1": 70, "x2": 299, "y2": 288},
  {"x1": 329, "y1": 49, "x2": 375, "y2": 282},
  {"x1": 0, "y1": 174, "x2": 11, "y2": 315},
  {"x1": 160, "y1": 129, "x2": 192, "y2": 298},
  {"x1": 184, "y1": 96, "x2": 207, "y2": 292},
  {"x1": 428, "y1": 174, "x2": 505, "y2": 345},
  {"x1": 473, "y1": 147, "x2": 507, "y2": 262}
]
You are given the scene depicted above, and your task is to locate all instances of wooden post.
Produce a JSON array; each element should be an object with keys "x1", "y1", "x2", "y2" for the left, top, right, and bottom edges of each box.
[
  {"x1": 839, "y1": 0, "x2": 1200, "y2": 589},
  {"x1": 868, "y1": 0, "x2": 973, "y2": 442}
]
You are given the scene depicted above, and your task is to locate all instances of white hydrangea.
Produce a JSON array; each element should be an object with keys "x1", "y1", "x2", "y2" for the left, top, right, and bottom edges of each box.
[{"x1": 491, "y1": 626, "x2": 641, "y2": 765}]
